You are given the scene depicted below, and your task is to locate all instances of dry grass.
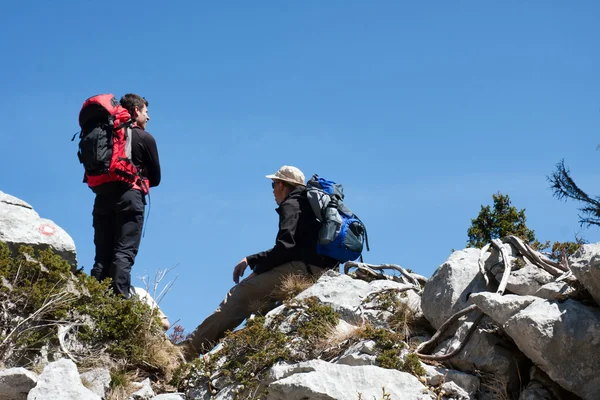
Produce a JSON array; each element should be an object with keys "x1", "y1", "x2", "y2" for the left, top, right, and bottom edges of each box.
[
  {"x1": 139, "y1": 331, "x2": 182, "y2": 381},
  {"x1": 105, "y1": 367, "x2": 138, "y2": 400},
  {"x1": 316, "y1": 322, "x2": 374, "y2": 361},
  {"x1": 274, "y1": 273, "x2": 315, "y2": 301},
  {"x1": 306, "y1": 318, "x2": 340, "y2": 357},
  {"x1": 479, "y1": 373, "x2": 509, "y2": 400},
  {"x1": 388, "y1": 300, "x2": 418, "y2": 339}
]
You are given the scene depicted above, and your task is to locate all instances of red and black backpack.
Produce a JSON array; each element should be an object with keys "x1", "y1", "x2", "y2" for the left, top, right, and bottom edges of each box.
[{"x1": 77, "y1": 94, "x2": 148, "y2": 193}]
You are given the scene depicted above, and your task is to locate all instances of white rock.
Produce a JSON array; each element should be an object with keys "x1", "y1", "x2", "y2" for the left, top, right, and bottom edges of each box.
[
  {"x1": 569, "y1": 242, "x2": 600, "y2": 306},
  {"x1": 150, "y1": 394, "x2": 186, "y2": 400},
  {"x1": 214, "y1": 385, "x2": 242, "y2": 400},
  {"x1": 186, "y1": 386, "x2": 212, "y2": 400},
  {"x1": 534, "y1": 281, "x2": 576, "y2": 301},
  {"x1": 333, "y1": 340, "x2": 377, "y2": 366},
  {"x1": 421, "y1": 249, "x2": 488, "y2": 329},
  {"x1": 441, "y1": 381, "x2": 471, "y2": 400},
  {"x1": 423, "y1": 364, "x2": 479, "y2": 394},
  {"x1": 129, "y1": 378, "x2": 155, "y2": 399},
  {"x1": 27, "y1": 359, "x2": 100, "y2": 400},
  {"x1": 469, "y1": 294, "x2": 537, "y2": 325},
  {"x1": 0, "y1": 367, "x2": 38, "y2": 400},
  {"x1": 296, "y1": 270, "x2": 372, "y2": 324},
  {"x1": 491, "y1": 262, "x2": 554, "y2": 296},
  {"x1": 266, "y1": 359, "x2": 433, "y2": 400},
  {"x1": 0, "y1": 190, "x2": 77, "y2": 268},
  {"x1": 80, "y1": 368, "x2": 110, "y2": 398},
  {"x1": 433, "y1": 313, "x2": 528, "y2": 394},
  {"x1": 469, "y1": 292, "x2": 600, "y2": 400}
]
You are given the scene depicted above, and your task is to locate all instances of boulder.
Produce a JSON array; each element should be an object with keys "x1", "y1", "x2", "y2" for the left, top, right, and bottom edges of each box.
[
  {"x1": 569, "y1": 243, "x2": 600, "y2": 306},
  {"x1": 27, "y1": 359, "x2": 100, "y2": 400},
  {"x1": 295, "y1": 270, "x2": 369, "y2": 323},
  {"x1": 490, "y1": 262, "x2": 554, "y2": 296},
  {"x1": 80, "y1": 368, "x2": 110, "y2": 398},
  {"x1": 422, "y1": 249, "x2": 488, "y2": 329},
  {"x1": 518, "y1": 381, "x2": 554, "y2": 400},
  {"x1": 361, "y1": 280, "x2": 424, "y2": 327},
  {"x1": 470, "y1": 293, "x2": 600, "y2": 400},
  {"x1": 422, "y1": 364, "x2": 479, "y2": 395},
  {"x1": 0, "y1": 367, "x2": 37, "y2": 400},
  {"x1": 332, "y1": 340, "x2": 377, "y2": 366},
  {"x1": 266, "y1": 359, "x2": 433, "y2": 400},
  {"x1": 0, "y1": 190, "x2": 76, "y2": 268},
  {"x1": 519, "y1": 366, "x2": 574, "y2": 400},
  {"x1": 186, "y1": 387, "x2": 212, "y2": 400},
  {"x1": 214, "y1": 385, "x2": 242, "y2": 400},
  {"x1": 433, "y1": 314, "x2": 529, "y2": 393},
  {"x1": 440, "y1": 381, "x2": 470, "y2": 400},
  {"x1": 534, "y1": 281, "x2": 577, "y2": 301},
  {"x1": 129, "y1": 378, "x2": 155, "y2": 399}
]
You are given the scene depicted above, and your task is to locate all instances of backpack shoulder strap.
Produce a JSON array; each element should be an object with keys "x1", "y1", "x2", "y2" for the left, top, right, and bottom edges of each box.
[{"x1": 306, "y1": 186, "x2": 330, "y2": 222}]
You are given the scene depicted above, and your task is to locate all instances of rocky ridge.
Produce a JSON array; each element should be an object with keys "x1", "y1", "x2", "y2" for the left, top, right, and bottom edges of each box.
[{"x1": 0, "y1": 189, "x2": 598, "y2": 399}]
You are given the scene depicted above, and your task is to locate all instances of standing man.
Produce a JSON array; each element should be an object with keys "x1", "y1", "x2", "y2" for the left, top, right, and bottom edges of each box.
[
  {"x1": 178, "y1": 165, "x2": 338, "y2": 360},
  {"x1": 90, "y1": 93, "x2": 161, "y2": 298}
]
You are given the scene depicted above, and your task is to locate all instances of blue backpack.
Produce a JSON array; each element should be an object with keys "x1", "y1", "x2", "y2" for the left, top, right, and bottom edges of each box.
[{"x1": 306, "y1": 175, "x2": 369, "y2": 262}]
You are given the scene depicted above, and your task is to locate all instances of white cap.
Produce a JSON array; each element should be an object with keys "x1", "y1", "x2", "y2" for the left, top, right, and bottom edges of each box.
[{"x1": 265, "y1": 165, "x2": 306, "y2": 187}]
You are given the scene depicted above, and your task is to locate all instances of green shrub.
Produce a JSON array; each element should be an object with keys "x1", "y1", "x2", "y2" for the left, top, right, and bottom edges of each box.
[
  {"x1": 295, "y1": 296, "x2": 339, "y2": 343},
  {"x1": 0, "y1": 242, "x2": 171, "y2": 376}
]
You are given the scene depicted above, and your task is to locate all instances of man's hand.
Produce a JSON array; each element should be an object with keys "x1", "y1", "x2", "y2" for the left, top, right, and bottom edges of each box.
[{"x1": 233, "y1": 257, "x2": 249, "y2": 284}]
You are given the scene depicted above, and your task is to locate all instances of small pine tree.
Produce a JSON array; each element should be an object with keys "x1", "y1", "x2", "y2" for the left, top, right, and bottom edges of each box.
[
  {"x1": 549, "y1": 159, "x2": 600, "y2": 227},
  {"x1": 467, "y1": 192, "x2": 537, "y2": 249}
]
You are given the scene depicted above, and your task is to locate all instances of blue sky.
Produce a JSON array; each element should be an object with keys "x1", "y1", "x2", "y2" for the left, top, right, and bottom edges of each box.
[{"x1": 1, "y1": 1, "x2": 599, "y2": 333}]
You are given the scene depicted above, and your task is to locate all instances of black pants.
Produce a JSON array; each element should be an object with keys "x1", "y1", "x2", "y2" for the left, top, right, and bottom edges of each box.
[{"x1": 91, "y1": 183, "x2": 145, "y2": 298}]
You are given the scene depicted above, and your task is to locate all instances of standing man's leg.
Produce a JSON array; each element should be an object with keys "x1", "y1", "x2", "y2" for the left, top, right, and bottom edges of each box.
[
  {"x1": 183, "y1": 261, "x2": 324, "y2": 356},
  {"x1": 110, "y1": 188, "x2": 145, "y2": 298},
  {"x1": 91, "y1": 193, "x2": 116, "y2": 282}
]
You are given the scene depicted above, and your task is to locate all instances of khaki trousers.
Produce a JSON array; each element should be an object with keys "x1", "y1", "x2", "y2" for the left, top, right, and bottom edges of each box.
[{"x1": 185, "y1": 261, "x2": 324, "y2": 354}]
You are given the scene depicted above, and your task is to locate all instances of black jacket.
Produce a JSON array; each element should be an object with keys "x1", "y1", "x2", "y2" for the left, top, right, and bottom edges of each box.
[
  {"x1": 131, "y1": 127, "x2": 161, "y2": 188},
  {"x1": 246, "y1": 186, "x2": 338, "y2": 274}
]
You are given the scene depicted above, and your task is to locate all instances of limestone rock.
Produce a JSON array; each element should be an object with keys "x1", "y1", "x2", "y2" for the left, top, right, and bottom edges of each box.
[
  {"x1": 295, "y1": 270, "x2": 374, "y2": 324},
  {"x1": 518, "y1": 381, "x2": 554, "y2": 400},
  {"x1": 569, "y1": 243, "x2": 600, "y2": 306},
  {"x1": 0, "y1": 190, "x2": 77, "y2": 268},
  {"x1": 80, "y1": 368, "x2": 110, "y2": 398},
  {"x1": 423, "y1": 365, "x2": 479, "y2": 395},
  {"x1": 332, "y1": 340, "x2": 377, "y2": 366},
  {"x1": 470, "y1": 292, "x2": 600, "y2": 400},
  {"x1": 534, "y1": 281, "x2": 577, "y2": 301},
  {"x1": 440, "y1": 381, "x2": 471, "y2": 400},
  {"x1": 214, "y1": 385, "x2": 242, "y2": 400},
  {"x1": 129, "y1": 378, "x2": 155, "y2": 399},
  {"x1": 491, "y1": 262, "x2": 555, "y2": 296},
  {"x1": 186, "y1": 386, "x2": 212, "y2": 400},
  {"x1": 266, "y1": 359, "x2": 433, "y2": 400},
  {"x1": 434, "y1": 314, "x2": 528, "y2": 394},
  {"x1": 422, "y1": 249, "x2": 488, "y2": 329},
  {"x1": 0, "y1": 367, "x2": 37, "y2": 400},
  {"x1": 27, "y1": 359, "x2": 100, "y2": 400}
]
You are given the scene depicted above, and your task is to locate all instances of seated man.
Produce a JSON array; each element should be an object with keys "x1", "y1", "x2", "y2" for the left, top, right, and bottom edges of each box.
[{"x1": 179, "y1": 165, "x2": 338, "y2": 360}]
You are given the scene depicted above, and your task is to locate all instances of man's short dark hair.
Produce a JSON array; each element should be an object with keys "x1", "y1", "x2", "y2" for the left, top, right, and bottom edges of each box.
[{"x1": 120, "y1": 93, "x2": 149, "y2": 115}]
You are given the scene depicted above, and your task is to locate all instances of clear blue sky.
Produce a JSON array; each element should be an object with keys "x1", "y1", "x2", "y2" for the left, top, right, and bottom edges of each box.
[{"x1": 1, "y1": 1, "x2": 599, "y2": 333}]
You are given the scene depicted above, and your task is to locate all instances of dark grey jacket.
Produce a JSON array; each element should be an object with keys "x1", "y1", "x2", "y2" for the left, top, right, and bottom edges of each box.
[{"x1": 246, "y1": 186, "x2": 338, "y2": 274}]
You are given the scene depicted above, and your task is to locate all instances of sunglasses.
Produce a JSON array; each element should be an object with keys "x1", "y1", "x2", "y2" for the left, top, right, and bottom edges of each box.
[{"x1": 271, "y1": 181, "x2": 277, "y2": 189}]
